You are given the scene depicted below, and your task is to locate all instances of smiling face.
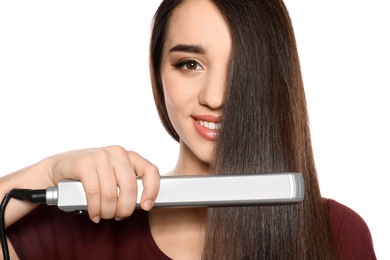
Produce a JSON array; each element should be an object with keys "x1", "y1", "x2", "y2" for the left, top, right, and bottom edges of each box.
[{"x1": 160, "y1": 0, "x2": 231, "y2": 170}]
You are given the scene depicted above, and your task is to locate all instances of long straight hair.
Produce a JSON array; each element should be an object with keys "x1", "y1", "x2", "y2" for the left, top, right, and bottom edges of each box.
[{"x1": 150, "y1": 0, "x2": 337, "y2": 259}]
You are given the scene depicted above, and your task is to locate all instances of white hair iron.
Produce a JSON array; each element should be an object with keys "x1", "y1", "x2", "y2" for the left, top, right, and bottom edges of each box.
[{"x1": 45, "y1": 173, "x2": 304, "y2": 213}]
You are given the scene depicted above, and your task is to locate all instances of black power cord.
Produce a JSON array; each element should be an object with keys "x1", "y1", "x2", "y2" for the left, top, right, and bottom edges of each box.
[
  {"x1": 0, "y1": 192, "x2": 12, "y2": 260},
  {"x1": 1, "y1": 189, "x2": 46, "y2": 260}
]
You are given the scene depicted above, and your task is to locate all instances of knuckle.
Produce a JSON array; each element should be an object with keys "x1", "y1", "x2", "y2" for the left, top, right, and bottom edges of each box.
[
  {"x1": 93, "y1": 150, "x2": 110, "y2": 162},
  {"x1": 85, "y1": 186, "x2": 100, "y2": 199},
  {"x1": 120, "y1": 182, "x2": 137, "y2": 194},
  {"x1": 128, "y1": 150, "x2": 139, "y2": 157},
  {"x1": 145, "y1": 164, "x2": 159, "y2": 175},
  {"x1": 106, "y1": 145, "x2": 127, "y2": 156},
  {"x1": 102, "y1": 190, "x2": 118, "y2": 202}
]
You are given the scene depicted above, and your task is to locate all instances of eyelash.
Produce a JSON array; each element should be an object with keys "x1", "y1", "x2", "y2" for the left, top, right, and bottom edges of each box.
[{"x1": 172, "y1": 59, "x2": 203, "y2": 71}]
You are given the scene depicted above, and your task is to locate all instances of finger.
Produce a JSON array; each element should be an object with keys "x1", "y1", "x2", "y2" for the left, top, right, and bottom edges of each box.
[
  {"x1": 96, "y1": 163, "x2": 119, "y2": 220},
  {"x1": 113, "y1": 158, "x2": 138, "y2": 220},
  {"x1": 128, "y1": 151, "x2": 160, "y2": 211},
  {"x1": 81, "y1": 168, "x2": 102, "y2": 223}
]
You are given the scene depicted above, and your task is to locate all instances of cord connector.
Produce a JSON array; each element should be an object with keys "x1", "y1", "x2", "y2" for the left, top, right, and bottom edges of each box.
[{"x1": 9, "y1": 189, "x2": 47, "y2": 203}]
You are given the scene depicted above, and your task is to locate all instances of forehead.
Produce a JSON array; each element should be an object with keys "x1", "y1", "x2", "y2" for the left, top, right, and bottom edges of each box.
[{"x1": 164, "y1": 0, "x2": 231, "y2": 51}]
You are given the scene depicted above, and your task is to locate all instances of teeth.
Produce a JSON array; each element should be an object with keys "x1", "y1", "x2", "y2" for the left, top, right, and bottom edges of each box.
[{"x1": 197, "y1": 120, "x2": 221, "y2": 130}]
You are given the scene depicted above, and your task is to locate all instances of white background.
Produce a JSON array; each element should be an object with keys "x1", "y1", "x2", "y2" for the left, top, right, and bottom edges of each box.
[{"x1": 0, "y1": 1, "x2": 388, "y2": 259}]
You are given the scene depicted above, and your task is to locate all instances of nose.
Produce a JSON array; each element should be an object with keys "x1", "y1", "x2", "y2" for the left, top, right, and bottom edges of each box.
[{"x1": 199, "y1": 70, "x2": 225, "y2": 110}]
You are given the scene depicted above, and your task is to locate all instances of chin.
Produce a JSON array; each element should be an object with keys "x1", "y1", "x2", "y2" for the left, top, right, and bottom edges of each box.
[{"x1": 195, "y1": 149, "x2": 214, "y2": 166}]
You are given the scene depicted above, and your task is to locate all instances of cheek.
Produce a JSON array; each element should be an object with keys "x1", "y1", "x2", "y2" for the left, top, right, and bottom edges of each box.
[
  {"x1": 161, "y1": 71, "x2": 185, "y2": 132},
  {"x1": 162, "y1": 77, "x2": 188, "y2": 138},
  {"x1": 161, "y1": 69, "x2": 197, "y2": 115}
]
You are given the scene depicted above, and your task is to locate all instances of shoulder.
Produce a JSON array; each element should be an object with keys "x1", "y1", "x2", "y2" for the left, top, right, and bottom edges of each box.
[{"x1": 324, "y1": 198, "x2": 376, "y2": 260}]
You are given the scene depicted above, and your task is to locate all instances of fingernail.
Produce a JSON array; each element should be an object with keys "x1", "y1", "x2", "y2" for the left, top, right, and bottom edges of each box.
[
  {"x1": 143, "y1": 199, "x2": 154, "y2": 211},
  {"x1": 92, "y1": 216, "x2": 101, "y2": 224},
  {"x1": 115, "y1": 217, "x2": 123, "y2": 221}
]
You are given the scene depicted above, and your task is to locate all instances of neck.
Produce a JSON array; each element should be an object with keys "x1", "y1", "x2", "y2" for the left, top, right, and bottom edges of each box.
[
  {"x1": 167, "y1": 142, "x2": 210, "y2": 176},
  {"x1": 149, "y1": 207, "x2": 207, "y2": 259}
]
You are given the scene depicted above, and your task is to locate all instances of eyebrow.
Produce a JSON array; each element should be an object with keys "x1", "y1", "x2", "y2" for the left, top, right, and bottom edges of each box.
[{"x1": 169, "y1": 44, "x2": 206, "y2": 54}]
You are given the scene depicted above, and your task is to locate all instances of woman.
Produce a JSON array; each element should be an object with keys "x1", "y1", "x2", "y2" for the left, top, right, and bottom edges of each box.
[{"x1": 1, "y1": 0, "x2": 375, "y2": 259}]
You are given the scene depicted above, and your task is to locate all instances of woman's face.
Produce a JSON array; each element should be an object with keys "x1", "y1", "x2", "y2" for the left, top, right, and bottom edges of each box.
[{"x1": 161, "y1": 0, "x2": 231, "y2": 166}]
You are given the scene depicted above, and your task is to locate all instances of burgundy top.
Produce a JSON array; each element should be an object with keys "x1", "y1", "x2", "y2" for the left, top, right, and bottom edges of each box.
[{"x1": 7, "y1": 199, "x2": 376, "y2": 259}]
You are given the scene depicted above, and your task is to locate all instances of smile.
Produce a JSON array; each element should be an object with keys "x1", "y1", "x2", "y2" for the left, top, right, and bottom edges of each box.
[
  {"x1": 197, "y1": 120, "x2": 221, "y2": 130},
  {"x1": 192, "y1": 116, "x2": 221, "y2": 141}
]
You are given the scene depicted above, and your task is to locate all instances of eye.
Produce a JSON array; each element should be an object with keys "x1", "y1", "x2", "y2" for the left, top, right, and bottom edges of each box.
[{"x1": 172, "y1": 59, "x2": 203, "y2": 71}]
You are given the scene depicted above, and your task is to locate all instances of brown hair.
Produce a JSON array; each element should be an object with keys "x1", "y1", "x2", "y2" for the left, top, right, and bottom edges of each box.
[{"x1": 150, "y1": 0, "x2": 337, "y2": 259}]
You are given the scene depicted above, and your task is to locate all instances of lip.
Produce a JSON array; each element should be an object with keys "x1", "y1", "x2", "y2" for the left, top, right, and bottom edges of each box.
[{"x1": 192, "y1": 115, "x2": 221, "y2": 141}]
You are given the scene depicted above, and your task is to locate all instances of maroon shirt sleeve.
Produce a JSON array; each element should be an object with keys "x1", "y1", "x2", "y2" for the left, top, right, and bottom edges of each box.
[
  {"x1": 7, "y1": 205, "x2": 171, "y2": 260},
  {"x1": 326, "y1": 199, "x2": 376, "y2": 260},
  {"x1": 7, "y1": 204, "x2": 97, "y2": 259}
]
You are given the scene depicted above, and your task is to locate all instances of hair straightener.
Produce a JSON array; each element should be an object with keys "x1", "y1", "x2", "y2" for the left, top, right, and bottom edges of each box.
[{"x1": 45, "y1": 172, "x2": 304, "y2": 213}]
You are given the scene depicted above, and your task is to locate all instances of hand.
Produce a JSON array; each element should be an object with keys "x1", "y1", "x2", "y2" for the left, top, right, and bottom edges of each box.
[{"x1": 48, "y1": 145, "x2": 160, "y2": 223}]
